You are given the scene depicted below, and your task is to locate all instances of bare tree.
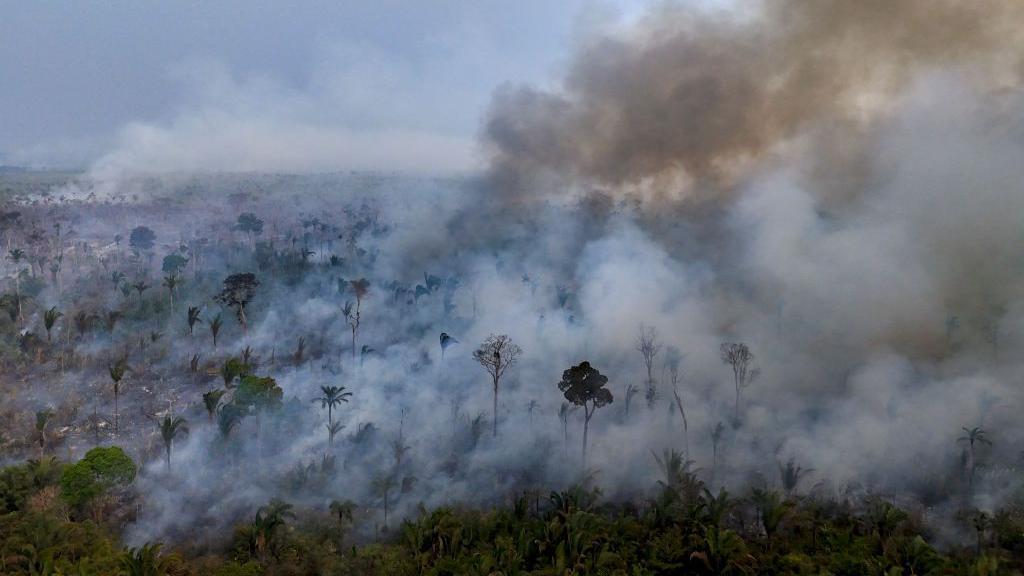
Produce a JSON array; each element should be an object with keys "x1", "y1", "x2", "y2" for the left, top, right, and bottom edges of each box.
[
  {"x1": 472, "y1": 334, "x2": 522, "y2": 437},
  {"x1": 637, "y1": 324, "x2": 661, "y2": 408},
  {"x1": 665, "y1": 348, "x2": 689, "y2": 457},
  {"x1": 720, "y1": 342, "x2": 759, "y2": 426},
  {"x1": 343, "y1": 278, "x2": 370, "y2": 364}
]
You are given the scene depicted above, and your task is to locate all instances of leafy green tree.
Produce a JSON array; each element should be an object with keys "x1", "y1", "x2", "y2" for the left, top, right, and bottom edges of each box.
[
  {"x1": 129, "y1": 226, "x2": 156, "y2": 253},
  {"x1": 221, "y1": 357, "x2": 250, "y2": 388},
  {"x1": 217, "y1": 404, "x2": 246, "y2": 439},
  {"x1": 313, "y1": 385, "x2": 353, "y2": 445},
  {"x1": 473, "y1": 334, "x2": 522, "y2": 437},
  {"x1": 43, "y1": 306, "x2": 62, "y2": 342},
  {"x1": 158, "y1": 416, "x2": 189, "y2": 470},
  {"x1": 750, "y1": 487, "x2": 792, "y2": 550},
  {"x1": 60, "y1": 446, "x2": 136, "y2": 518},
  {"x1": 250, "y1": 498, "x2": 294, "y2": 562},
  {"x1": 557, "y1": 361, "x2": 613, "y2": 465}
]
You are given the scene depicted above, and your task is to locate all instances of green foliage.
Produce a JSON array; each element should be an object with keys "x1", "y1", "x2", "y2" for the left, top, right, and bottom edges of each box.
[
  {"x1": 234, "y1": 374, "x2": 283, "y2": 413},
  {"x1": 59, "y1": 446, "x2": 136, "y2": 508},
  {"x1": 161, "y1": 253, "x2": 189, "y2": 275}
]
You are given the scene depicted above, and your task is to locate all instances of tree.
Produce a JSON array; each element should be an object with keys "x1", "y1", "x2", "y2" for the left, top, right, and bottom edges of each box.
[
  {"x1": 711, "y1": 421, "x2": 725, "y2": 478},
  {"x1": 235, "y1": 212, "x2": 264, "y2": 247},
  {"x1": 162, "y1": 275, "x2": 180, "y2": 310},
  {"x1": 439, "y1": 332, "x2": 457, "y2": 360},
  {"x1": 6, "y1": 248, "x2": 26, "y2": 324},
  {"x1": 187, "y1": 306, "x2": 202, "y2": 336},
  {"x1": 109, "y1": 357, "x2": 129, "y2": 437},
  {"x1": 34, "y1": 409, "x2": 53, "y2": 456},
  {"x1": 329, "y1": 499, "x2": 355, "y2": 546},
  {"x1": 637, "y1": 324, "x2": 661, "y2": 408},
  {"x1": 557, "y1": 361, "x2": 613, "y2": 465},
  {"x1": 43, "y1": 306, "x2": 62, "y2": 342},
  {"x1": 473, "y1": 334, "x2": 523, "y2": 437},
  {"x1": 203, "y1": 389, "x2": 226, "y2": 422},
  {"x1": 121, "y1": 542, "x2": 181, "y2": 576},
  {"x1": 221, "y1": 357, "x2": 250, "y2": 388},
  {"x1": 216, "y1": 273, "x2": 259, "y2": 333},
  {"x1": 959, "y1": 426, "x2": 992, "y2": 488},
  {"x1": 210, "y1": 313, "x2": 223, "y2": 348},
  {"x1": 720, "y1": 342, "x2": 759, "y2": 426},
  {"x1": 251, "y1": 498, "x2": 294, "y2": 562},
  {"x1": 161, "y1": 253, "x2": 188, "y2": 276},
  {"x1": 217, "y1": 404, "x2": 245, "y2": 439},
  {"x1": 313, "y1": 385, "x2": 352, "y2": 446},
  {"x1": 60, "y1": 446, "x2": 136, "y2": 516},
  {"x1": 129, "y1": 226, "x2": 156, "y2": 263},
  {"x1": 159, "y1": 416, "x2": 189, "y2": 470},
  {"x1": 750, "y1": 487, "x2": 792, "y2": 550},
  {"x1": 624, "y1": 383, "x2": 639, "y2": 417},
  {"x1": 372, "y1": 473, "x2": 397, "y2": 531},
  {"x1": 778, "y1": 458, "x2": 812, "y2": 495},
  {"x1": 342, "y1": 278, "x2": 370, "y2": 364},
  {"x1": 111, "y1": 270, "x2": 126, "y2": 293},
  {"x1": 558, "y1": 402, "x2": 577, "y2": 455},
  {"x1": 666, "y1": 348, "x2": 689, "y2": 457}
]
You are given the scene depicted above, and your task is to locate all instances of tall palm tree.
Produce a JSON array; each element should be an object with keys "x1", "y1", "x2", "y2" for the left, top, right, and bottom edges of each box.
[
  {"x1": 110, "y1": 270, "x2": 126, "y2": 293},
  {"x1": 251, "y1": 499, "x2": 294, "y2": 562},
  {"x1": 958, "y1": 426, "x2": 992, "y2": 487},
  {"x1": 162, "y1": 275, "x2": 179, "y2": 310},
  {"x1": 371, "y1": 473, "x2": 397, "y2": 531},
  {"x1": 109, "y1": 357, "x2": 128, "y2": 437},
  {"x1": 202, "y1": 389, "x2": 226, "y2": 422},
  {"x1": 6, "y1": 248, "x2": 26, "y2": 324},
  {"x1": 43, "y1": 306, "x2": 62, "y2": 342},
  {"x1": 312, "y1": 385, "x2": 353, "y2": 445},
  {"x1": 159, "y1": 416, "x2": 189, "y2": 470}
]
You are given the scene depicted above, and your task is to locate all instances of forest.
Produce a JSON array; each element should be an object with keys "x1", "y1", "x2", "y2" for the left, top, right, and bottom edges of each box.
[{"x1": 5, "y1": 0, "x2": 1024, "y2": 574}]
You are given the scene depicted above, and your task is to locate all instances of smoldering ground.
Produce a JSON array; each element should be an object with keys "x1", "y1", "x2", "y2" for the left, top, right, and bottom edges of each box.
[{"x1": 4, "y1": 0, "x2": 1024, "y2": 551}]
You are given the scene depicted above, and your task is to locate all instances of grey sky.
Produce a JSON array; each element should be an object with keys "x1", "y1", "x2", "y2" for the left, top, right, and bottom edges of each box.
[{"x1": 0, "y1": 1, "x2": 646, "y2": 171}]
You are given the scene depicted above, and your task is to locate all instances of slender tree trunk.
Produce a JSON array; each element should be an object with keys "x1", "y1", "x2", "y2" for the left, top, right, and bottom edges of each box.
[
  {"x1": 582, "y1": 407, "x2": 592, "y2": 467},
  {"x1": 492, "y1": 377, "x2": 499, "y2": 437}
]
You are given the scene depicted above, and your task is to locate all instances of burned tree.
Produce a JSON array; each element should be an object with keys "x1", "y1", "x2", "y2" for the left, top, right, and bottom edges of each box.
[
  {"x1": 216, "y1": 273, "x2": 259, "y2": 333},
  {"x1": 342, "y1": 278, "x2": 370, "y2": 364},
  {"x1": 558, "y1": 361, "x2": 613, "y2": 465},
  {"x1": 637, "y1": 324, "x2": 661, "y2": 408},
  {"x1": 720, "y1": 342, "x2": 759, "y2": 426},
  {"x1": 473, "y1": 334, "x2": 522, "y2": 437}
]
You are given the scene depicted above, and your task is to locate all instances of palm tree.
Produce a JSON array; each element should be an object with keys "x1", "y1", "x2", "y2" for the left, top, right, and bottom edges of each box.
[
  {"x1": 109, "y1": 357, "x2": 128, "y2": 437},
  {"x1": 202, "y1": 389, "x2": 226, "y2": 422},
  {"x1": 750, "y1": 487, "x2": 792, "y2": 551},
  {"x1": 711, "y1": 421, "x2": 726, "y2": 478},
  {"x1": 159, "y1": 416, "x2": 189, "y2": 470},
  {"x1": 312, "y1": 385, "x2": 352, "y2": 445},
  {"x1": 778, "y1": 458, "x2": 813, "y2": 495},
  {"x1": 958, "y1": 426, "x2": 992, "y2": 487},
  {"x1": 162, "y1": 275, "x2": 179, "y2": 310},
  {"x1": 251, "y1": 499, "x2": 294, "y2": 562},
  {"x1": 132, "y1": 280, "x2": 149, "y2": 308},
  {"x1": 43, "y1": 306, "x2": 62, "y2": 342},
  {"x1": 187, "y1": 306, "x2": 202, "y2": 336},
  {"x1": 624, "y1": 382, "x2": 640, "y2": 417},
  {"x1": 217, "y1": 404, "x2": 244, "y2": 439},
  {"x1": 34, "y1": 409, "x2": 52, "y2": 456},
  {"x1": 6, "y1": 248, "x2": 26, "y2": 324},
  {"x1": 558, "y1": 402, "x2": 576, "y2": 455},
  {"x1": 121, "y1": 542, "x2": 179, "y2": 576},
  {"x1": 210, "y1": 313, "x2": 223, "y2": 349},
  {"x1": 526, "y1": 399, "x2": 539, "y2": 427},
  {"x1": 329, "y1": 499, "x2": 355, "y2": 546},
  {"x1": 371, "y1": 473, "x2": 397, "y2": 531},
  {"x1": 110, "y1": 270, "x2": 126, "y2": 293}
]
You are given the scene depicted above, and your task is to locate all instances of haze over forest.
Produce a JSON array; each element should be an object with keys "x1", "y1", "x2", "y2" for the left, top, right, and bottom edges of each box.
[{"x1": 2, "y1": 1, "x2": 1024, "y2": 574}]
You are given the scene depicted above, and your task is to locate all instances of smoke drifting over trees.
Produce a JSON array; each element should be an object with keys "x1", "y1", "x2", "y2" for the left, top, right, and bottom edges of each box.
[{"x1": 3, "y1": 0, "x2": 1024, "y2": 571}]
